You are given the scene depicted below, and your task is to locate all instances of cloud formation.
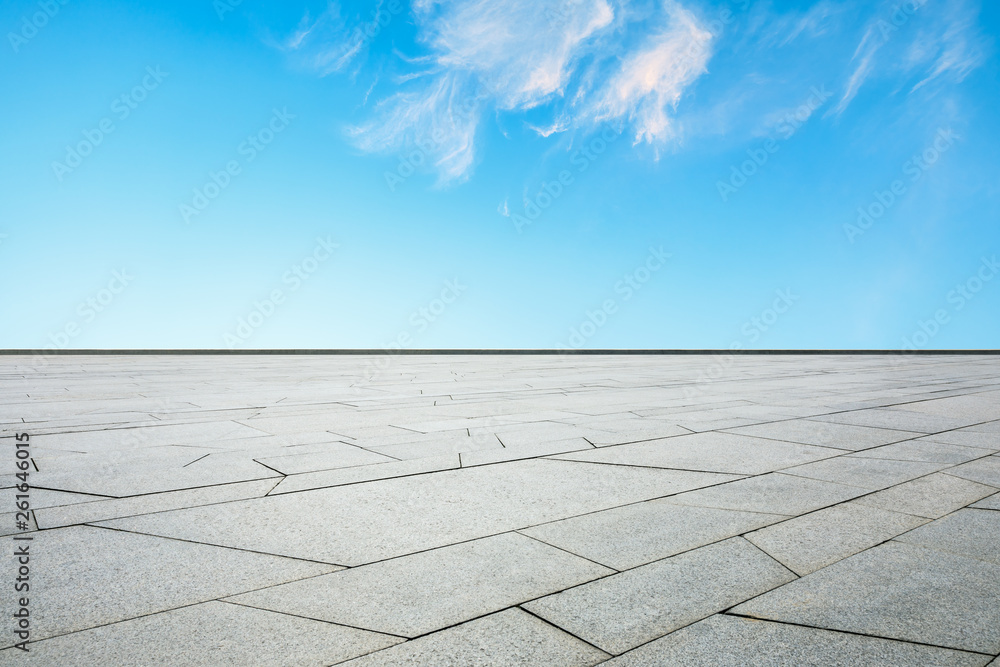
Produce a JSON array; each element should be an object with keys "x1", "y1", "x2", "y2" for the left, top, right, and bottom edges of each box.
[{"x1": 348, "y1": 0, "x2": 714, "y2": 183}]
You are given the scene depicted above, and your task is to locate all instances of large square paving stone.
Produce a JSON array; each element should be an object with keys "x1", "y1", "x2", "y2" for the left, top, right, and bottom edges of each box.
[
  {"x1": 732, "y1": 541, "x2": 1000, "y2": 654},
  {"x1": 523, "y1": 537, "x2": 796, "y2": 655},
  {"x1": 226, "y1": 532, "x2": 612, "y2": 637},
  {"x1": 603, "y1": 614, "x2": 992, "y2": 666},
  {"x1": 97, "y1": 459, "x2": 737, "y2": 565},
  {"x1": 339, "y1": 608, "x2": 610, "y2": 666},
  {"x1": 0, "y1": 526, "x2": 337, "y2": 646},
  {"x1": 1, "y1": 601, "x2": 399, "y2": 665}
]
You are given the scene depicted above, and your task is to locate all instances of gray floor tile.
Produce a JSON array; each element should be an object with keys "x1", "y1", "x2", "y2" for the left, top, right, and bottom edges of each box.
[
  {"x1": 971, "y1": 492, "x2": 1000, "y2": 510},
  {"x1": 461, "y1": 437, "x2": 593, "y2": 467},
  {"x1": 553, "y1": 432, "x2": 840, "y2": 475},
  {"x1": 895, "y1": 509, "x2": 1000, "y2": 565},
  {"x1": 225, "y1": 532, "x2": 612, "y2": 637},
  {"x1": 255, "y1": 442, "x2": 396, "y2": 474},
  {"x1": 523, "y1": 537, "x2": 796, "y2": 655},
  {"x1": 851, "y1": 440, "x2": 991, "y2": 464},
  {"x1": 270, "y1": 454, "x2": 460, "y2": 495},
  {"x1": 945, "y1": 457, "x2": 1000, "y2": 487},
  {"x1": 602, "y1": 614, "x2": 992, "y2": 667},
  {"x1": 339, "y1": 608, "x2": 610, "y2": 666},
  {"x1": 521, "y1": 500, "x2": 787, "y2": 570},
  {"x1": 745, "y1": 502, "x2": 928, "y2": 575},
  {"x1": 3, "y1": 601, "x2": 399, "y2": 665},
  {"x1": 782, "y1": 456, "x2": 946, "y2": 490},
  {"x1": 854, "y1": 472, "x2": 998, "y2": 519},
  {"x1": 34, "y1": 478, "x2": 279, "y2": 529},
  {"x1": 724, "y1": 420, "x2": 920, "y2": 451},
  {"x1": 0, "y1": 525, "x2": 337, "y2": 646},
  {"x1": 732, "y1": 541, "x2": 1000, "y2": 654},
  {"x1": 811, "y1": 409, "x2": 979, "y2": 434},
  {"x1": 920, "y1": 430, "x2": 1000, "y2": 451},
  {"x1": 96, "y1": 460, "x2": 736, "y2": 565},
  {"x1": 668, "y1": 473, "x2": 868, "y2": 516}
]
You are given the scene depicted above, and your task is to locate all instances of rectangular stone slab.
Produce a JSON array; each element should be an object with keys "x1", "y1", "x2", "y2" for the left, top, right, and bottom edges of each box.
[
  {"x1": 0, "y1": 525, "x2": 337, "y2": 646},
  {"x1": 338, "y1": 608, "x2": 610, "y2": 667},
  {"x1": 0, "y1": 601, "x2": 400, "y2": 666},
  {"x1": 225, "y1": 532, "x2": 612, "y2": 637},
  {"x1": 601, "y1": 614, "x2": 992, "y2": 667},
  {"x1": 98, "y1": 459, "x2": 738, "y2": 565},
  {"x1": 523, "y1": 537, "x2": 796, "y2": 655},
  {"x1": 732, "y1": 540, "x2": 1000, "y2": 654}
]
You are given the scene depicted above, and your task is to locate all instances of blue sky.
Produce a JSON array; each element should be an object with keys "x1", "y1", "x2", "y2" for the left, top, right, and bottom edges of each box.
[{"x1": 1, "y1": 0, "x2": 998, "y2": 350}]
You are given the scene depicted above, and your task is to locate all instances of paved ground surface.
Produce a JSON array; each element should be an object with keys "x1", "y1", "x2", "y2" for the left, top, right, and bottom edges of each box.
[{"x1": 2, "y1": 353, "x2": 999, "y2": 665}]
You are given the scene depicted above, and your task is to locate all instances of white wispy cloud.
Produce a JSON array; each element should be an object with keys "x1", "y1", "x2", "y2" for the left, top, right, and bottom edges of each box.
[
  {"x1": 832, "y1": 0, "x2": 989, "y2": 116},
  {"x1": 347, "y1": 0, "x2": 715, "y2": 183},
  {"x1": 587, "y1": 2, "x2": 713, "y2": 145}
]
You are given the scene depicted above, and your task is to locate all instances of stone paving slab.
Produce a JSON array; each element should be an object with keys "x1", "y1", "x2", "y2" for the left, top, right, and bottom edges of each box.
[
  {"x1": 894, "y1": 508, "x2": 1000, "y2": 565},
  {"x1": 723, "y1": 420, "x2": 921, "y2": 451},
  {"x1": 96, "y1": 459, "x2": 737, "y2": 565},
  {"x1": 340, "y1": 608, "x2": 610, "y2": 667},
  {"x1": 552, "y1": 432, "x2": 842, "y2": 475},
  {"x1": 4, "y1": 354, "x2": 1000, "y2": 662},
  {"x1": 733, "y1": 540, "x2": 1000, "y2": 654},
  {"x1": 850, "y1": 439, "x2": 993, "y2": 464},
  {"x1": 0, "y1": 525, "x2": 337, "y2": 646},
  {"x1": 781, "y1": 456, "x2": 947, "y2": 490},
  {"x1": 945, "y1": 456, "x2": 1000, "y2": 487},
  {"x1": 852, "y1": 472, "x2": 998, "y2": 519},
  {"x1": 668, "y1": 472, "x2": 868, "y2": 515},
  {"x1": 226, "y1": 532, "x2": 612, "y2": 637},
  {"x1": 269, "y1": 454, "x2": 461, "y2": 495},
  {"x1": 523, "y1": 537, "x2": 797, "y2": 655},
  {"x1": 744, "y1": 501, "x2": 928, "y2": 575},
  {"x1": 0, "y1": 601, "x2": 400, "y2": 666},
  {"x1": 603, "y1": 614, "x2": 993, "y2": 667},
  {"x1": 34, "y1": 478, "x2": 280, "y2": 529},
  {"x1": 520, "y1": 499, "x2": 787, "y2": 570},
  {"x1": 972, "y1": 492, "x2": 1000, "y2": 510}
]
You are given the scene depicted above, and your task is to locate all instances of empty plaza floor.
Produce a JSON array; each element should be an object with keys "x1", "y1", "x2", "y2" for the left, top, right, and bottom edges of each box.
[{"x1": 2, "y1": 353, "x2": 1000, "y2": 665}]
